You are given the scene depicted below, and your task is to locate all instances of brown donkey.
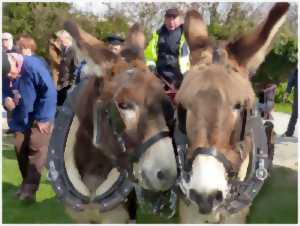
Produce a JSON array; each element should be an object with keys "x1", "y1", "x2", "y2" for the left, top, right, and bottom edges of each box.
[
  {"x1": 52, "y1": 22, "x2": 178, "y2": 223},
  {"x1": 176, "y1": 3, "x2": 289, "y2": 223}
]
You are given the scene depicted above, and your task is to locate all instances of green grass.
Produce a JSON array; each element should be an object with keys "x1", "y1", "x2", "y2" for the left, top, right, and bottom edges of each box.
[
  {"x1": 3, "y1": 140, "x2": 298, "y2": 223},
  {"x1": 274, "y1": 102, "x2": 292, "y2": 114},
  {"x1": 2, "y1": 148, "x2": 73, "y2": 223},
  {"x1": 248, "y1": 166, "x2": 298, "y2": 223}
]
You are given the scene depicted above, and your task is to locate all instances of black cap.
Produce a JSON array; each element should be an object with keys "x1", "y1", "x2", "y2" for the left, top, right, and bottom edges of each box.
[
  {"x1": 104, "y1": 35, "x2": 125, "y2": 45},
  {"x1": 165, "y1": 8, "x2": 179, "y2": 17}
]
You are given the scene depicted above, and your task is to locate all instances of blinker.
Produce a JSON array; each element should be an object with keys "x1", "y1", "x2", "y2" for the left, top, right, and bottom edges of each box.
[
  {"x1": 92, "y1": 100, "x2": 126, "y2": 149},
  {"x1": 107, "y1": 101, "x2": 126, "y2": 135},
  {"x1": 93, "y1": 100, "x2": 103, "y2": 148}
]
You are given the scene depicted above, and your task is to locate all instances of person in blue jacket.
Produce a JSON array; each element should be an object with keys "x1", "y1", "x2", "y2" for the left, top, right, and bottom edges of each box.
[
  {"x1": 283, "y1": 67, "x2": 298, "y2": 137},
  {"x1": 3, "y1": 53, "x2": 57, "y2": 202}
]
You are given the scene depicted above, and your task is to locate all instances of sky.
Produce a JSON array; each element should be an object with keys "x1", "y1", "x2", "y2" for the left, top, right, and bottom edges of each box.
[
  {"x1": 69, "y1": 1, "x2": 266, "y2": 21},
  {"x1": 70, "y1": 1, "x2": 109, "y2": 18}
]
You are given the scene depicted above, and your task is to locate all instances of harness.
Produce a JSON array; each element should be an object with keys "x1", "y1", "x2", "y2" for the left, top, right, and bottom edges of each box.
[
  {"x1": 48, "y1": 68, "x2": 172, "y2": 212},
  {"x1": 48, "y1": 95, "x2": 133, "y2": 212},
  {"x1": 73, "y1": 60, "x2": 87, "y2": 84},
  {"x1": 174, "y1": 47, "x2": 274, "y2": 214},
  {"x1": 92, "y1": 69, "x2": 172, "y2": 172}
]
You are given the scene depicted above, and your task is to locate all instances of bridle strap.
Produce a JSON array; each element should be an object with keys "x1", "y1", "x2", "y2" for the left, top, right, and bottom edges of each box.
[
  {"x1": 240, "y1": 109, "x2": 248, "y2": 141},
  {"x1": 131, "y1": 131, "x2": 170, "y2": 162}
]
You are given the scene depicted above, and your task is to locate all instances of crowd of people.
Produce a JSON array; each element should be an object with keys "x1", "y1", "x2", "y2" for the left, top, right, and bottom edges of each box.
[
  {"x1": 2, "y1": 29, "x2": 125, "y2": 202},
  {"x1": 2, "y1": 7, "x2": 298, "y2": 203}
]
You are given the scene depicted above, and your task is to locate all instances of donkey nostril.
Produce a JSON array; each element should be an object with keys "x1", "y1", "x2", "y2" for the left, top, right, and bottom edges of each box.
[{"x1": 157, "y1": 170, "x2": 166, "y2": 180}]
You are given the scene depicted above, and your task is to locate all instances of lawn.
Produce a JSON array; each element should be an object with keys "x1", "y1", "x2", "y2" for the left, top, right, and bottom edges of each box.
[
  {"x1": 274, "y1": 102, "x2": 292, "y2": 114},
  {"x1": 2, "y1": 137, "x2": 298, "y2": 223}
]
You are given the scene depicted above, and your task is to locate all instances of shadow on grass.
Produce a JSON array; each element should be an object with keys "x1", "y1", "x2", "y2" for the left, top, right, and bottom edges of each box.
[
  {"x1": 248, "y1": 165, "x2": 298, "y2": 224},
  {"x1": 2, "y1": 148, "x2": 17, "y2": 160},
  {"x1": 3, "y1": 182, "x2": 73, "y2": 223}
]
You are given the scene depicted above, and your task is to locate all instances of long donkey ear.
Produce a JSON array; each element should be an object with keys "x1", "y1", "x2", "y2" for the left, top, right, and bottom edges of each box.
[
  {"x1": 183, "y1": 10, "x2": 209, "y2": 51},
  {"x1": 227, "y1": 3, "x2": 290, "y2": 72},
  {"x1": 121, "y1": 23, "x2": 146, "y2": 62},
  {"x1": 64, "y1": 21, "x2": 117, "y2": 76}
]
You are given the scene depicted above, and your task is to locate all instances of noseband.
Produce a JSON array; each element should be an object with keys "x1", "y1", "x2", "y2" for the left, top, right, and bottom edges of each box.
[{"x1": 175, "y1": 104, "x2": 248, "y2": 183}]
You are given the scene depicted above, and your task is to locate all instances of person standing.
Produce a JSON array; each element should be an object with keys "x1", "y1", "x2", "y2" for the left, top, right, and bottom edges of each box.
[
  {"x1": 144, "y1": 8, "x2": 190, "y2": 90},
  {"x1": 15, "y1": 35, "x2": 37, "y2": 56},
  {"x1": 2, "y1": 32, "x2": 18, "y2": 53},
  {"x1": 283, "y1": 68, "x2": 298, "y2": 137},
  {"x1": 16, "y1": 35, "x2": 50, "y2": 71},
  {"x1": 3, "y1": 53, "x2": 57, "y2": 202},
  {"x1": 54, "y1": 30, "x2": 78, "y2": 106},
  {"x1": 49, "y1": 34, "x2": 62, "y2": 88},
  {"x1": 104, "y1": 35, "x2": 125, "y2": 54}
]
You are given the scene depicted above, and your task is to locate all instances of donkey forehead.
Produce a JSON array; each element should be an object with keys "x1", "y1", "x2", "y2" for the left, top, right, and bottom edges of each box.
[
  {"x1": 112, "y1": 68, "x2": 161, "y2": 102},
  {"x1": 177, "y1": 63, "x2": 255, "y2": 111}
]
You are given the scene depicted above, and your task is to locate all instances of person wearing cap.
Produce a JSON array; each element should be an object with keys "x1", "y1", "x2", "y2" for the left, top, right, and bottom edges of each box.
[
  {"x1": 54, "y1": 30, "x2": 78, "y2": 106},
  {"x1": 2, "y1": 32, "x2": 18, "y2": 53},
  {"x1": 2, "y1": 52, "x2": 57, "y2": 202},
  {"x1": 105, "y1": 35, "x2": 125, "y2": 54},
  {"x1": 144, "y1": 8, "x2": 190, "y2": 89}
]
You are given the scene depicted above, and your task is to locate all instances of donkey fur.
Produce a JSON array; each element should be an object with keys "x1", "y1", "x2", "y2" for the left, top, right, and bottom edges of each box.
[{"x1": 176, "y1": 3, "x2": 289, "y2": 223}]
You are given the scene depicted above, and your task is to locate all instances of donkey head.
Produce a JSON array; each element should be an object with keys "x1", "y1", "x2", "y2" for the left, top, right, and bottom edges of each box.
[
  {"x1": 176, "y1": 3, "x2": 289, "y2": 214},
  {"x1": 66, "y1": 22, "x2": 177, "y2": 192}
]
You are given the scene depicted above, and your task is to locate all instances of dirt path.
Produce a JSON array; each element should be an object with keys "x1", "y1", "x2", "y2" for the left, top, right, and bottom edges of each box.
[{"x1": 271, "y1": 112, "x2": 298, "y2": 171}]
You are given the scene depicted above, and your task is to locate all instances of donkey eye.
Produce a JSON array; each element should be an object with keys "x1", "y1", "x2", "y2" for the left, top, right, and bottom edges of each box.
[
  {"x1": 233, "y1": 103, "x2": 241, "y2": 110},
  {"x1": 215, "y1": 191, "x2": 223, "y2": 202},
  {"x1": 118, "y1": 102, "x2": 133, "y2": 110}
]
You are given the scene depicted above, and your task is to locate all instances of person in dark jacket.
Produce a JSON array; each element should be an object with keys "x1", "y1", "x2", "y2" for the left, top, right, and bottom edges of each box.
[
  {"x1": 55, "y1": 30, "x2": 78, "y2": 106},
  {"x1": 3, "y1": 53, "x2": 57, "y2": 202},
  {"x1": 144, "y1": 8, "x2": 190, "y2": 89},
  {"x1": 283, "y1": 68, "x2": 298, "y2": 137}
]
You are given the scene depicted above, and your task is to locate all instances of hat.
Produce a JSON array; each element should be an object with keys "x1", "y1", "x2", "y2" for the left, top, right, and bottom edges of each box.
[
  {"x1": 165, "y1": 8, "x2": 179, "y2": 17},
  {"x1": 105, "y1": 35, "x2": 125, "y2": 45}
]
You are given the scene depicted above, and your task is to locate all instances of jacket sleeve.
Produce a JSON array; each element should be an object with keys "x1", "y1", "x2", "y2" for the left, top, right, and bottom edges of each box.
[
  {"x1": 144, "y1": 32, "x2": 158, "y2": 68},
  {"x1": 286, "y1": 69, "x2": 297, "y2": 93},
  {"x1": 31, "y1": 61, "x2": 57, "y2": 122}
]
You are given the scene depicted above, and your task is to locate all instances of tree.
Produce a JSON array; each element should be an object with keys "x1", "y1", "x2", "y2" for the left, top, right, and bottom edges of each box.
[{"x1": 3, "y1": 3, "x2": 103, "y2": 61}]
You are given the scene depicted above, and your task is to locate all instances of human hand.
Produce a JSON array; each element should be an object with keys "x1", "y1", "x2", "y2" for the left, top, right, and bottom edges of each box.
[
  {"x1": 4, "y1": 97, "x2": 16, "y2": 111},
  {"x1": 36, "y1": 121, "x2": 53, "y2": 134}
]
